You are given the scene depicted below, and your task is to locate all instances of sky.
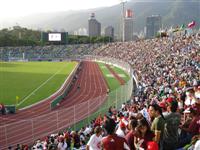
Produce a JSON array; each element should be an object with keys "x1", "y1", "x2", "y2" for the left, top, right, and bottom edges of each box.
[{"x1": 0, "y1": 0, "x2": 121, "y2": 20}]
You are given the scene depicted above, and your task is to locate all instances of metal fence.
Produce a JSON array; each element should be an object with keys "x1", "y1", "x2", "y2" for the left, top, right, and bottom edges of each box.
[{"x1": 0, "y1": 56, "x2": 135, "y2": 150}]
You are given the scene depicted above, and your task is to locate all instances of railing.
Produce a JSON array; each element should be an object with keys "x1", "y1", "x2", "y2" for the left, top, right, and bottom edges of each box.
[
  {"x1": 0, "y1": 95, "x2": 106, "y2": 150},
  {"x1": 50, "y1": 63, "x2": 80, "y2": 109},
  {"x1": 0, "y1": 56, "x2": 136, "y2": 150}
]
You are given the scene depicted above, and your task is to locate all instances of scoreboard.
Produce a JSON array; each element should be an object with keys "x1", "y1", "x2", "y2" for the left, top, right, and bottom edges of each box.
[
  {"x1": 48, "y1": 33, "x2": 61, "y2": 41},
  {"x1": 41, "y1": 32, "x2": 68, "y2": 44}
]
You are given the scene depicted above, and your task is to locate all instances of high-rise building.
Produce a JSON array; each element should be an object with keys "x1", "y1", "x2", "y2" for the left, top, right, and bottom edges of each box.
[
  {"x1": 88, "y1": 13, "x2": 101, "y2": 37},
  {"x1": 123, "y1": 9, "x2": 134, "y2": 41},
  {"x1": 146, "y1": 15, "x2": 162, "y2": 38},
  {"x1": 74, "y1": 28, "x2": 87, "y2": 36},
  {"x1": 105, "y1": 26, "x2": 114, "y2": 40}
]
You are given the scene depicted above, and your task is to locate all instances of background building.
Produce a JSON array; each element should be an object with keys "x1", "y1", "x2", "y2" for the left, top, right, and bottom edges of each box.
[
  {"x1": 123, "y1": 9, "x2": 134, "y2": 41},
  {"x1": 104, "y1": 26, "x2": 114, "y2": 40},
  {"x1": 88, "y1": 13, "x2": 101, "y2": 37},
  {"x1": 146, "y1": 15, "x2": 162, "y2": 38},
  {"x1": 74, "y1": 28, "x2": 87, "y2": 36}
]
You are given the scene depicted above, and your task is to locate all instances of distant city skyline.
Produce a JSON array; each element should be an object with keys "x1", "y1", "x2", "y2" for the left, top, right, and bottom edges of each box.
[{"x1": 0, "y1": 0, "x2": 121, "y2": 20}]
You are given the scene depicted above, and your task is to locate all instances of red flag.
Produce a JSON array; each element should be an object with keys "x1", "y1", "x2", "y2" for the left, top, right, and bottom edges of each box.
[{"x1": 187, "y1": 21, "x2": 196, "y2": 28}]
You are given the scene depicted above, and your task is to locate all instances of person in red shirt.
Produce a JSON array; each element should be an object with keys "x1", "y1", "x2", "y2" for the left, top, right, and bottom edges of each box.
[
  {"x1": 186, "y1": 107, "x2": 200, "y2": 136},
  {"x1": 194, "y1": 95, "x2": 200, "y2": 115},
  {"x1": 125, "y1": 118, "x2": 138, "y2": 150},
  {"x1": 179, "y1": 107, "x2": 200, "y2": 148},
  {"x1": 101, "y1": 118, "x2": 130, "y2": 150},
  {"x1": 134, "y1": 118, "x2": 155, "y2": 150}
]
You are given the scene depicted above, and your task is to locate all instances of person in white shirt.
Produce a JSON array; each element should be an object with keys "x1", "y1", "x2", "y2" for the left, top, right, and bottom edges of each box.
[
  {"x1": 57, "y1": 137, "x2": 67, "y2": 150},
  {"x1": 86, "y1": 126, "x2": 102, "y2": 150},
  {"x1": 84, "y1": 125, "x2": 92, "y2": 136},
  {"x1": 116, "y1": 121, "x2": 127, "y2": 138}
]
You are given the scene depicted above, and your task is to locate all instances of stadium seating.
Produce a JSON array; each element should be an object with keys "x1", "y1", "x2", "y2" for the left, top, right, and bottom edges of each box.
[{"x1": 2, "y1": 31, "x2": 200, "y2": 150}]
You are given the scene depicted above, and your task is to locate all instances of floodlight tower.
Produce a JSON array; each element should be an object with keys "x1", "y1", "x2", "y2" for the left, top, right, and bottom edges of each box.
[{"x1": 120, "y1": 0, "x2": 127, "y2": 42}]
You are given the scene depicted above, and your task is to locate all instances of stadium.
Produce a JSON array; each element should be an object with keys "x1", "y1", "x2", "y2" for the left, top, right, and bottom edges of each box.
[{"x1": 0, "y1": 1, "x2": 200, "y2": 150}]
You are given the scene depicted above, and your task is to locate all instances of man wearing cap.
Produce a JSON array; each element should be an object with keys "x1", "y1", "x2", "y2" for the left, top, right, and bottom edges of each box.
[
  {"x1": 116, "y1": 121, "x2": 127, "y2": 138},
  {"x1": 179, "y1": 107, "x2": 200, "y2": 148}
]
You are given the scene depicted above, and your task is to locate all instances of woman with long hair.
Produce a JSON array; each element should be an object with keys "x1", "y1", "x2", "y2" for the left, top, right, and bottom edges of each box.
[{"x1": 134, "y1": 118, "x2": 155, "y2": 150}]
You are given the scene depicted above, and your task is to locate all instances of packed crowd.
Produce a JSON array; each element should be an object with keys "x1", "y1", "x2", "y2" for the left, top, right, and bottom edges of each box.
[
  {"x1": 6, "y1": 31, "x2": 200, "y2": 150},
  {"x1": 0, "y1": 44, "x2": 102, "y2": 61}
]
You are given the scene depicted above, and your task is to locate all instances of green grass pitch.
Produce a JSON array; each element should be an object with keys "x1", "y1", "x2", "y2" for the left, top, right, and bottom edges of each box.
[
  {"x1": 111, "y1": 65, "x2": 130, "y2": 82},
  {"x1": 98, "y1": 62, "x2": 130, "y2": 91},
  {"x1": 0, "y1": 61, "x2": 77, "y2": 109}
]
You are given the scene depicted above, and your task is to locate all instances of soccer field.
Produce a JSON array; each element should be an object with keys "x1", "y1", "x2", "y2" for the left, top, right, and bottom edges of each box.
[{"x1": 0, "y1": 61, "x2": 77, "y2": 109}]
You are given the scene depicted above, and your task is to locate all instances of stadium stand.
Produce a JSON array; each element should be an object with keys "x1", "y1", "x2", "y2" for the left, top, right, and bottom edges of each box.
[
  {"x1": 0, "y1": 44, "x2": 102, "y2": 61},
  {"x1": 2, "y1": 31, "x2": 200, "y2": 150}
]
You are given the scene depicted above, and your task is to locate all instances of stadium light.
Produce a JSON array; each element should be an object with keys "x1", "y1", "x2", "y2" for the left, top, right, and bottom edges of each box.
[{"x1": 119, "y1": 0, "x2": 127, "y2": 42}]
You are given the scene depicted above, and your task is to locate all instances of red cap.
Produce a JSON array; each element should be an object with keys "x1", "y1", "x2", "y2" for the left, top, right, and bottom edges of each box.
[
  {"x1": 147, "y1": 141, "x2": 159, "y2": 150},
  {"x1": 166, "y1": 97, "x2": 173, "y2": 103},
  {"x1": 120, "y1": 122, "x2": 126, "y2": 129},
  {"x1": 159, "y1": 102, "x2": 166, "y2": 108}
]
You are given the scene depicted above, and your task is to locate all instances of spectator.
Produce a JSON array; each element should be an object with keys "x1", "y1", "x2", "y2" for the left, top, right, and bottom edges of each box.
[
  {"x1": 86, "y1": 126, "x2": 102, "y2": 150},
  {"x1": 134, "y1": 118, "x2": 155, "y2": 150},
  {"x1": 178, "y1": 107, "x2": 200, "y2": 148},
  {"x1": 116, "y1": 121, "x2": 127, "y2": 138},
  {"x1": 149, "y1": 103, "x2": 165, "y2": 150},
  {"x1": 125, "y1": 118, "x2": 138, "y2": 150},
  {"x1": 48, "y1": 137, "x2": 57, "y2": 150},
  {"x1": 57, "y1": 136, "x2": 67, "y2": 150},
  {"x1": 71, "y1": 131, "x2": 80, "y2": 149},
  {"x1": 15, "y1": 144, "x2": 22, "y2": 150},
  {"x1": 163, "y1": 99, "x2": 181, "y2": 150},
  {"x1": 101, "y1": 118, "x2": 130, "y2": 150}
]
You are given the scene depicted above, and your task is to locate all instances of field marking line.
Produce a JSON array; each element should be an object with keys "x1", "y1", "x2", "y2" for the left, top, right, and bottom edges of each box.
[
  {"x1": 118, "y1": 74, "x2": 126, "y2": 78},
  {"x1": 101, "y1": 66, "x2": 106, "y2": 68},
  {"x1": 17, "y1": 64, "x2": 69, "y2": 107},
  {"x1": 19, "y1": 62, "x2": 79, "y2": 110},
  {"x1": 106, "y1": 74, "x2": 114, "y2": 77}
]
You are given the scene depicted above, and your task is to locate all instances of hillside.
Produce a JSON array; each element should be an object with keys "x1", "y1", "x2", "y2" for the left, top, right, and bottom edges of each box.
[{"x1": 1, "y1": 0, "x2": 199, "y2": 34}]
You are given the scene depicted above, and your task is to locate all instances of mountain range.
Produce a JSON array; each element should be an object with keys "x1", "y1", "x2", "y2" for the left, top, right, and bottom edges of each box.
[{"x1": 1, "y1": 0, "x2": 199, "y2": 35}]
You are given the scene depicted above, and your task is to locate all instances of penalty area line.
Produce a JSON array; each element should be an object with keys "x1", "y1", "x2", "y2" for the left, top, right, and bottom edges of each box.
[{"x1": 17, "y1": 65, "x2": 68, "y2": 107}]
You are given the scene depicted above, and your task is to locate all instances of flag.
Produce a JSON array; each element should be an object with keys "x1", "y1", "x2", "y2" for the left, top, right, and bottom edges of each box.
[
  {"x1": 16, "y1": 96, "x2": 19, "y2": 104},
  {"x1": 180, "y1": 24, "x2": 186, "y2": 30},
  {"x1": 188, "y1": 21, "x2": 196, "y2": 28}
]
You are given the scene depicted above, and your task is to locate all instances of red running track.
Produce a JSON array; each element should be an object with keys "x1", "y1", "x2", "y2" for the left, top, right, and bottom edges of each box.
[{"x1": 0, "y1": 61, "x2": 108, "y2": 149}]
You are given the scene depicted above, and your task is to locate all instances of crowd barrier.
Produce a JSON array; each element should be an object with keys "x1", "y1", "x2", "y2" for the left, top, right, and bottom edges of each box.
[
  {"x1": 50, "y1": 62, "x2": 80, "y2": 109},
  {"x1": 0, "y1": 56, "x2": 136, "y2": 149}
]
